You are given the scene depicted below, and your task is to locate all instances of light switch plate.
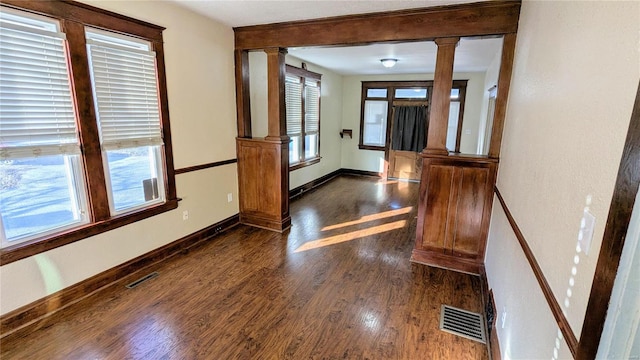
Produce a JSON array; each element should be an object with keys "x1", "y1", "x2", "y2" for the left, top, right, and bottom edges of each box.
[{"x1": 579, "y1": 211, "x2": 596, "y2": 255}]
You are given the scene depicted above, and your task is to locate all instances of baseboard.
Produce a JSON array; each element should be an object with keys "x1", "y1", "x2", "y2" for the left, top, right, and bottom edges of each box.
[
  {"x1": 289, "y1": 169, "x2": 342, "y2": 199},
  {"x1": 0, "y1": 214, "x2": 240, "y2": 339},
  {"x1": 479, "y1": 266, "x2": 501, "y2": 360},
  {"x1": 340, "y1": 168, "x2": 383, "y2": 178},
  {"x1": 288, "y1": 168, "x2": 382, "y2": 200}
]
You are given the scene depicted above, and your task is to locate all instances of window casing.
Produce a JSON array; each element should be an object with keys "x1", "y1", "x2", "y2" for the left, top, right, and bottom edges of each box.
[
  {"x1": 358, "y1": 80, "x2": 467, "y2": 152},
  {"x1": 0, "y1": 2, "x2": 177, "y2": 264},
  {"x1": 285, "y1": 64, "x2": 321, "y2": 170}
]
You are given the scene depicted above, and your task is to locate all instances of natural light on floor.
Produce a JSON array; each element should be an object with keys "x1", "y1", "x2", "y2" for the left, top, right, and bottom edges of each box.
[
  {"x1": 321, "y1": 207, "x2": 412, "y2": 232},
  {"x1": 295, "y1": 220, "x2": 407, "y2": 253}
]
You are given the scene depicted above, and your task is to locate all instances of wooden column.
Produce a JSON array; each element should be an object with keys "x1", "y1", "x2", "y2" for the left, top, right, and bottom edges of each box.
[
  {"x1": 236, "y1": 47, "x2": 291, "y2": 232},
  {"x1": 234, "y1": 49, "x2": 252, "y2": 138},
  {"x1": 265, "y1": 47, "x2": 288, "y2": 141},
  {"x1": 423, "y1": 37, "x2": 459, "y2": 155}
]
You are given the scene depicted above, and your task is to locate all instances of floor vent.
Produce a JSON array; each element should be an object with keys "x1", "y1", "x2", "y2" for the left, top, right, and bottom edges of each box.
[
  {"x1": 126, "y1": 272, "x2": 159, "y2": 289},
  {"x1": 439, "y1": 305, "x2": 487, "y2": 344}
]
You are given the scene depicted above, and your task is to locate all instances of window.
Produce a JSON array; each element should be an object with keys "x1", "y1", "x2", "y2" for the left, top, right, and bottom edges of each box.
[
  {"x1": 285, "y1": 65, "x2": 321, "y2": 170},
  {"x1": 358, "y1": 81, "x2": 467, "y2": 152},
  {"x1": 0, "y1": 3, "x2": 177, "y2": 262},
  {"x1": 445, "y1": 81, "x2": 468, "y2": 153}
]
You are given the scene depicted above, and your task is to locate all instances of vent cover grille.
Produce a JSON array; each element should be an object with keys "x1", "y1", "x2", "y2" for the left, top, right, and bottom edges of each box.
[
  {"x1": 439, "y1": 305, "x2": 487, "y2": 344},
  {"x1": 126, "y1": 272, "x2": 159, "y2": 289}
]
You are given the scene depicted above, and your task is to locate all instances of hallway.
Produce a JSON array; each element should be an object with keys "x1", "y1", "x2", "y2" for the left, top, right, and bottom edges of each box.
[{"x1": 1, "y1": 176, "x2": 487, "y2": 359}]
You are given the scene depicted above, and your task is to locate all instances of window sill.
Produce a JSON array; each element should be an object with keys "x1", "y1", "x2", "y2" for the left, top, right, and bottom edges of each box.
[
  {"x1": 290, "y1": 157, "x2": 321, "y2": 171},
  {"x1": 358, "y1": 144, "x2": 385, "y2": 151},
  {"x1": 0, "y1": 198, "x2": 180, "y2": 265}
]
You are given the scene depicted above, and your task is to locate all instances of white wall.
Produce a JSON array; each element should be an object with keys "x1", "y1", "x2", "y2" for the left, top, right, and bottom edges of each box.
[
  {"x1": 340, "y1": 72, "x2": 487, "y2": 172},
  {"x1": 247, "y1": 53, "x2": 344, "y2": 189},
  {"x1": 485, "y1": 1, "x2": 640, "y2": 358},
  {"x1": 0, "y1": 0, "x2": 239, "y2": 315}
]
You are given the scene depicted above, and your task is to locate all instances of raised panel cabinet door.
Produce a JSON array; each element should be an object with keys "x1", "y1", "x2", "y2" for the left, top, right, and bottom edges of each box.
[
  {"x1": 238, "y1": 144, "x2": 260, "y2": 212},
  {"x1": 451, "y1": 166, "x2": 489, "y2": 258},
  {"x1": 421, "y1": 164, "x2": 455, "y2": 251},
  {"x1": 258, "y1": 146, "x2": 279, "y2": 217}
]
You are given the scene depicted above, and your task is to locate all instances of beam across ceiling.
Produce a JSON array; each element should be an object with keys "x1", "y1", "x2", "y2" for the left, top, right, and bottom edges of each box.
[{"x1": 234, "y1": 1, "x2": 520, "y2": 50}]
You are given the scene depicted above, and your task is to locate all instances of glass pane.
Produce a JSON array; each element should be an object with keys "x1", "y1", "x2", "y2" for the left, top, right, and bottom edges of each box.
[
  {"x1": 446, "y1": 102, "x2": 461, "y2": 151},
  {"x1": 305, "y1": 134, "x2": 318, "y2": 159},
  {"x1": 363, "y1": 100, "x2": 388, "y2": 147},
  {"x1": 0, "y1": 154, "x2": 88, "y2": 245},
  {"x1": 289, "y1": 136, "x2": 301, "y2": 164},
  {"x1": 366, "y1": 88, "x2": 387, "y2": 98},
  {"x1": 394, "y1": 88, "x2": 427, "y2": 99},
  {"x1": 105, "y1": 146, "x2": 165, "y2": 213},
  {"x1": 450, "y1": 89, "x2": 460, "y2": 99}
]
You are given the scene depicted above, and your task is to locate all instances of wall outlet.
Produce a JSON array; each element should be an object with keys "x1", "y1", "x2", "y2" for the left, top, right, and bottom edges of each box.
[
  {"x1": 501, "y1": 306, "x2": 507, "y2": 329},
  {"x1": 182, "y1": 210, "x2": 189, "y2": 220},
  {"x1": 227, "y1": 193, "x2": 233, "y2": 203}
]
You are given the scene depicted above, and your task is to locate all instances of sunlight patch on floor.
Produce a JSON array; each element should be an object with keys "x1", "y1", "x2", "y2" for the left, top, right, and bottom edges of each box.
[
  {"x1": 295, "y1": 220, "x2": 407, "y2": 253},
  {"x1": 321, "y1": 207, "x2": 412, "y2": 232}
]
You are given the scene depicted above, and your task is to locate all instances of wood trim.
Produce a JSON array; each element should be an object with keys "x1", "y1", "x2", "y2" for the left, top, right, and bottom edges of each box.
[
  {"x1": 576, "y1": 83, "x2": 640, "y2": 359},
  {"x1": 289, "y1": 169, "x2": 342, "y2": 199},
  {"x1": 488, "y1": 33, "x2": 517, "y2": 158},
  {"x1": 234, "y1": 1, "x2": 521, "y2": 50},
  {"x1": 290, "y1": 157, "x2": 321, "y2": 171},
  {"x1": 154, "y1": 39, "x2": 178, "y2": 202},
  {"x1": 235, "y1": 49, "x2": 252, "y2": 138},
  {"x1": 452, "y1": 81, "x2": 468, "y2": 153},
  {"x1": 340, "y1": 168, "x2": 384, "y2": 178},
  {"x1": 479, "y1": 267, "x2": 501, "y2": 360},
  {"x1": 265, "y1": 47, "x2": 288, "y2": 140},
  {"x1": 1, "y1": 200, "x2": 179, "y2": 265},
  {"x1": 0, "y1": 214, "x2": 240, "y2": 339},
  {"x1": 424, "y1": 37, "x2": 459, "y2": 155},
  {"x1": 494, "y1": 187, "x2": 578, "y2": 356},
  {"x1": 0, "y1": 0, "x2": 164, "y2": 41},
  {"x1": 174, "y1": 159, "x2": 238, "y2": 175},
  {"x1": 410, "y1": 248, "x2": 481, "y2": 274},
  {"x1": 285, "y1": 64, "x2": 322, "y2": 81},
  {"x1": 63, "y1": 20, "x2": 110, "y2": 221}
]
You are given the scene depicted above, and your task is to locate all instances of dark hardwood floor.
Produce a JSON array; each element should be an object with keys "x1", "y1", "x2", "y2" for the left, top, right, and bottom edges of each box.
[{"x1": 0, "y1": 176, "x2": 488, "y2": 359}]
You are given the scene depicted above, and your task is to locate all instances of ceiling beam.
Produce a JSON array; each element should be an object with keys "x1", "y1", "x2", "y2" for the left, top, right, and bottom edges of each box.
[{"x1": 234, "y1": 1, "x2": 520, "y2": 50}]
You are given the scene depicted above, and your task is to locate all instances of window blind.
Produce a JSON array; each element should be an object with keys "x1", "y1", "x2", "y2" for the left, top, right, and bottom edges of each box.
[
  {"x1": 0, "y1": 14, "x2": 79, "y2": 159},
  {"x1": 304, "y1": 81, "x2": 319, "y2": 134},
  {"x1": 285, "y1": 75, "x2": 302, "y2": 136},
  {"x1": 86, "y1": 29, "x2": 162, "y2": 150}
]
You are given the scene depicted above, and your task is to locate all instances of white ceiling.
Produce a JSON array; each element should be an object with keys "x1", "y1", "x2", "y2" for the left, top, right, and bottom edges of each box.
[{"x1": 168, "y1": 0, "x2": 499, "y2": 75}]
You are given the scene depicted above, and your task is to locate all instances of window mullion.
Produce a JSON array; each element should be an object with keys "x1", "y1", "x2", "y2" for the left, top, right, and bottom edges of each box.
[
  {"x1": 300, "y1": 75, "x2": 306, "y2": 162},
  {"x1": 62, "y1": 20, "x2": 111, "y2": 222}
]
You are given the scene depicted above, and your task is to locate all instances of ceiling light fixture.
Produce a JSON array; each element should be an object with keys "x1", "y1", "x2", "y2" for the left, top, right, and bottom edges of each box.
[{"x1": 380, "y1": 58, "x2": 398, "y2": 68}]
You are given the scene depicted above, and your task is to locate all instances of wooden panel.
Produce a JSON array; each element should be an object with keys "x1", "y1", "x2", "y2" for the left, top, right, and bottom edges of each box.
[
  {"x1": 451, "y1": 166, "x2": 490, "y2": 257},
  {"x1": 236, "y1": 138, "x2": 291, "y2": 232},
  {"x1": 488, "y1": 32, "x2": 517, "y2": 158},
  {"x1": 174, "y1": 159, "x2": 237, "y2": 175},
  {"x1": 421, "y1": 164, "x2": 455, "y2": 250},
  {"x1": 234, "y1": 1, "x2": 521, "y2": 50},
  {"x1": 258, "y1": 146, "x2": 279, "y2": 214}
]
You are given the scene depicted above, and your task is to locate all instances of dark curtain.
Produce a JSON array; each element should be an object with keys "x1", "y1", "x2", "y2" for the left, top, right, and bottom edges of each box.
[{"x1": 391, "y1": 106, "x2": 427, "y2": 152}]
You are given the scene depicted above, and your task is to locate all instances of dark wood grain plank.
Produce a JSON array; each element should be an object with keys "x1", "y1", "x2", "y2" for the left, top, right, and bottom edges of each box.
[{"x1": 174, "y1": 159, "x2": 238, "y2": 175}]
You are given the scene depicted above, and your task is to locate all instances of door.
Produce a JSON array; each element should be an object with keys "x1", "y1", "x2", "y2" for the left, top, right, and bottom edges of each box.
[{"x1": 388, "y1": 102, "x2": 428, "y2": 181}]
